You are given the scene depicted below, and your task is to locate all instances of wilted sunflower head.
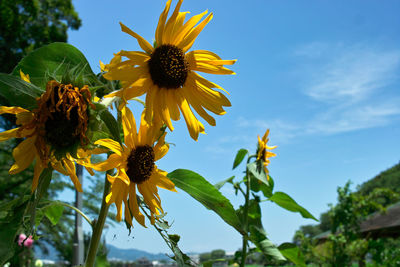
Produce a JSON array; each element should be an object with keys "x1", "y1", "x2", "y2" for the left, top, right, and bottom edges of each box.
[
  {"x1": 256, "y1": 129, "x2": 277, "y2": 175},
  {"x1": 20, "y1": 68, "x2": 96, "y2": 162}
]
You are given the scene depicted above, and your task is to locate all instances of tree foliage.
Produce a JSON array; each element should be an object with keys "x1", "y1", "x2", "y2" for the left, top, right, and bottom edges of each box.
[{"x1": 0, "y1": 0, "x2": 81, "y2": 73}]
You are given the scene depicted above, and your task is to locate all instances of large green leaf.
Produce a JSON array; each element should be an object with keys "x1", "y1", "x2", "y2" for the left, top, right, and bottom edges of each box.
[
  {"x1": 232, "y1": 149, "x2": 248, "y2": 169},
  {"x1": 249, "y1": 226, "x2": 286, "y2": 262},
  {"x1": 278, "y1": 242, "x2": 306, "y2": 267},
  {"x1": 0, "y1": 73, "x2": 43, "y2": 109},
  {"x1": 269, "y1": 192, "x2": 318, "y2": 221},
  {"x1": 167, "y1": 169, "x2": 244, "y2": 234},
  {"x1": 12, "y1": 42, "x2": 97, "y2": 88},
  {"x1": 236, "y1": 199, "x2": 263, "y2": 229},
  {"x1": 44, "y1": 202, "x2": 64, "y2": 225},
  {"x1": 98, "y1": 108, "x2": 121, "y2": 143}
]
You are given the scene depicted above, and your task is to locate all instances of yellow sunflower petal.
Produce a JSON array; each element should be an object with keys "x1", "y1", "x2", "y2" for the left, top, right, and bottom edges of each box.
[
  {"x1": 31, "y1": 159, "x2": 44, "y2": 192},
  {"x1": 95, "y1": 139, "x2": 123, "y2": 156},
  {"x1": 124, "y1": 198, "x2": 133, "y2": 226},
  {"x1": 144, "y1": 86, "x2": 156, "y2": 126},
  {"x1": 86, "y1": 153, "x2": 121, "y2": 172},
  {"x1": 172, "y1": 10, "x2": 208, "y2": 46},
  {"x1": 0, "y1": 128, "x2": 21, "y2": 142},
  {"x1": 182, "y1": 86, "x2": 216, "y2": 126},
  {"x1": 16, "y1": 112, "x2": 34, "y2": 125},
  {"x1": 63, "y1": 159, "x2": 83, "y2": 192},
  {"x1": 9, "y1": 137, "x2": 36, "y2": 174},
  {"x1": 20, "y1": 70, "x2": 30, "y2": 83},
  {"x1": 119, "y1": 22, "x2": 154, "y2": 54},
  {"x1": 129, "y1": 184, "x2": 146, "y2": 227},
  {"x1": 138, "y1": 182, "x2": 162, "y2": 214},
  {"x1": 163, "y1": 0, "x2": 183, "y2": 44},
  {"x1": 121, "y1": 106, "x2": 138, "y2": 148},
  {"x1": 0, "y1": 106, "x2": 30, "y2": 115},
  {"x1": 152, "y1": 169, "x2": 176, "y2": 192},
  {"x1": 155, "y1": 0, "x2": 172, "y2": 45},
  {"x1": 165, "y1": 90, "x2": 181, "y2": 121},
  {"x1": 154, "y1": 133, "x2": 169, "y2": 161},
  {"x1": 157, "y1": 89, "x2": 173, "y2": 131},
  {"x1": 179, "y1": 12, "x2": 213, "y2": 52},
  {"x1": 175, "y1": 90, "x2": 204, "y2": 140},
  {"x1": 118, "y1": 51, "x2": 150, "y2": 65}
]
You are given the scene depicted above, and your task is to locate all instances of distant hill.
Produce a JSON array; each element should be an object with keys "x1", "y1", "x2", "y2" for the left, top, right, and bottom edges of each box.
[
  {"x1": 107, "y1": 244, "x2": 170, "y2": 261},
  {"x1": 34, "y1": 242, "x2": 170, "y2": 262},
  {"x1": 358, "y1": 161, "x2": 400, "y2": 196}
]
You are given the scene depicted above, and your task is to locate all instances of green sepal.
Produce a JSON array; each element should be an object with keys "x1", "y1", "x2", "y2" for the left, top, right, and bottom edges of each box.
[
  {"x1": 12, "y1": 42, "x2": 97, "y2": 89},
  {"x1": 214, "y1": 176, "x2": 235, "y2": 190},
  {"x1": 232, "y1": 149, "x2": 248, "y2": 169},
  {"x1": 167, "y1": 169, "x2": 244, "y2": 235},
  {"x1": 278, "y1": 242, "x2": 306, "y2": 267},
  {"x1": 269, "y1": 191, "x2": 318, "y2": 221},
  {"x1": 0, "y1": 73, "x2": 43, "y2": 109}
]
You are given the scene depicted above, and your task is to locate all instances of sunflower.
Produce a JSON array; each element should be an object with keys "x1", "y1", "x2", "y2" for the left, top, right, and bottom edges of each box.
[
  {"x1": 85, "y1": 106, "x2": 175, "y2": 226},
  {"x1": 256, "y1": 129, "x2": 277, "y2": 179},
  {"x1": 0, "y1": 72, "x2": 96, "y2": 192},
  {"x1": 103, "y1": 0, "x2": 236, "y2": 140}
]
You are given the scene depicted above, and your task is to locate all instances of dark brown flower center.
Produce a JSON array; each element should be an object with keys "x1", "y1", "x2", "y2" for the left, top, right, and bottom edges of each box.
[
  {"x1": 148, "y1": 44, "x2": 189, "y2": 89},
  {"x1": 126, "y1": 145, "x2": 155, "y2": 184},
  {"x1": 33, "y1": 81, "x2": 93, "y2": 153}
]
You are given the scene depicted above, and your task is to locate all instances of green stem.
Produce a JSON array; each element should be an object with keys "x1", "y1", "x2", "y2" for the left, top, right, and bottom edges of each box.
[
  {"x1": 240, "y1": 161, "x2": 252, "y2": 267},
  {"x1": 85, "y1": 174, "x2": 111, "y2": 267},
  {"x1": 58, "y1": 201, "x2": 93, "y2": 227}
]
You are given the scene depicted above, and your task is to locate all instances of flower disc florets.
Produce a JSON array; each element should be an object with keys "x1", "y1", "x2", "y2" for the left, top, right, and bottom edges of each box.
[
  {"x1": 148, "y1": 44, "x2": 189, "y2": 89},
  {"x1": 126, "y1": 145, "x2": 155, "y2": 184}
]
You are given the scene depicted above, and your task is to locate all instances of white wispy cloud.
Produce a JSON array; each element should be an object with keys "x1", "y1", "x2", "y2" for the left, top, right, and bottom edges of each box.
[
  {"x1": 213, "y1": 43, "x2": 400, "y2": 150},
  {"x1": 304, "y1": 47, "x2": 400, "y2": 104}
]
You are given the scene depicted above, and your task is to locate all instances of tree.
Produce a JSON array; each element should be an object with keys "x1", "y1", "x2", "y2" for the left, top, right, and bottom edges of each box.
[
  {"x1": 0, "y1": 0, "x2": 81, "y2": 73},
  {"x1": 0, "y1": 1, "x2": 83, "y2": 263}
]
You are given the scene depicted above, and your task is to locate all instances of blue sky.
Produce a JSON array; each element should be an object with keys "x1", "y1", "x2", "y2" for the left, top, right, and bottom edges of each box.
[{"x1": 64, "y1": 0, "x2": 400, "y2": 254}]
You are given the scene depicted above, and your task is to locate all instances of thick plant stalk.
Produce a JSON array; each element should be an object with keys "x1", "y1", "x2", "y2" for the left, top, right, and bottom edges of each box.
[
  {"x1": 85, "y1": 174, "x2": 110, "y2": 267},
  {"x1": 240, "y1": 166, "x2": 251, "y2": 267}
]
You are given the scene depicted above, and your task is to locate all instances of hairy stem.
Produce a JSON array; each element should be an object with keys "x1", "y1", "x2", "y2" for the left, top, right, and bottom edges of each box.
[
  {"x1": 240, "y1": 160, "x2": 252, "y2": 267},
  {"x1": 58, "y1": 201, "x2": 93, "y2": 227},
  {"x1": 85, "y1": 173, "x2": 110, "y2": 267}
]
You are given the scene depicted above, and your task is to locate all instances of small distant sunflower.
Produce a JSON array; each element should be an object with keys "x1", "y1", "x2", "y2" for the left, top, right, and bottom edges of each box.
[
  {"x1": 85, "y1": 106, "x2": 175, "y2": 226},
  {"x1": 0, "y1": 72, "x2": 95, "y2": 192},
  {"x1": 103, "y1": 0, "x2": 236, "y2": 140},
  {"x1": 256, "y1": 129, "x2": 277, "y2": 179}
]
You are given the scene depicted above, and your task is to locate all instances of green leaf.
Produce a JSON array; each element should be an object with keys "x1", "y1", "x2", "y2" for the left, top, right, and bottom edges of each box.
[
  {"x1": 247, "y1": 161, "x2": 273, "y2": 197},
  {"x1": 168, "y1": 169, "x2": 244, "y2": 234},
  {"x1": 0, "y1": 73, "x2": 43, "y2": 109},
  {"x1": 0, "y1": 195, "x2": 30, "y2": 265},
  {"x1": 12, "y1": 42, "x2": 97, "y2": 89},
  {"x1": 27, "y1": 168, "x2": 53, "y2": 229},
  {"x1": 165, "y1": 234, "x2": 196, "y2": 267},
  {"x1": 249, "y1": 226, "x2": 286, "y2": 262},
  {"x1": 236, "y1": 199, "x2": 263, "y2": 229},
  {"x1": 233, "y1": 149, "x2": 248, "y2": 169},
  {"x1": 278, "y1": 242, "x2": 306, "y2": 267},
  {"x1": 99, "y1": 109, "x2": 121, "y2": 143},
  {"x1": 214, "y1": 176, "x2": 234, "y2": 190},
  {"x1": 269, "y1": 192, "x2": 318, "y2": 221},
  {"x1": 44, "y1": 203, "x2": 64, "y2": 225}
]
